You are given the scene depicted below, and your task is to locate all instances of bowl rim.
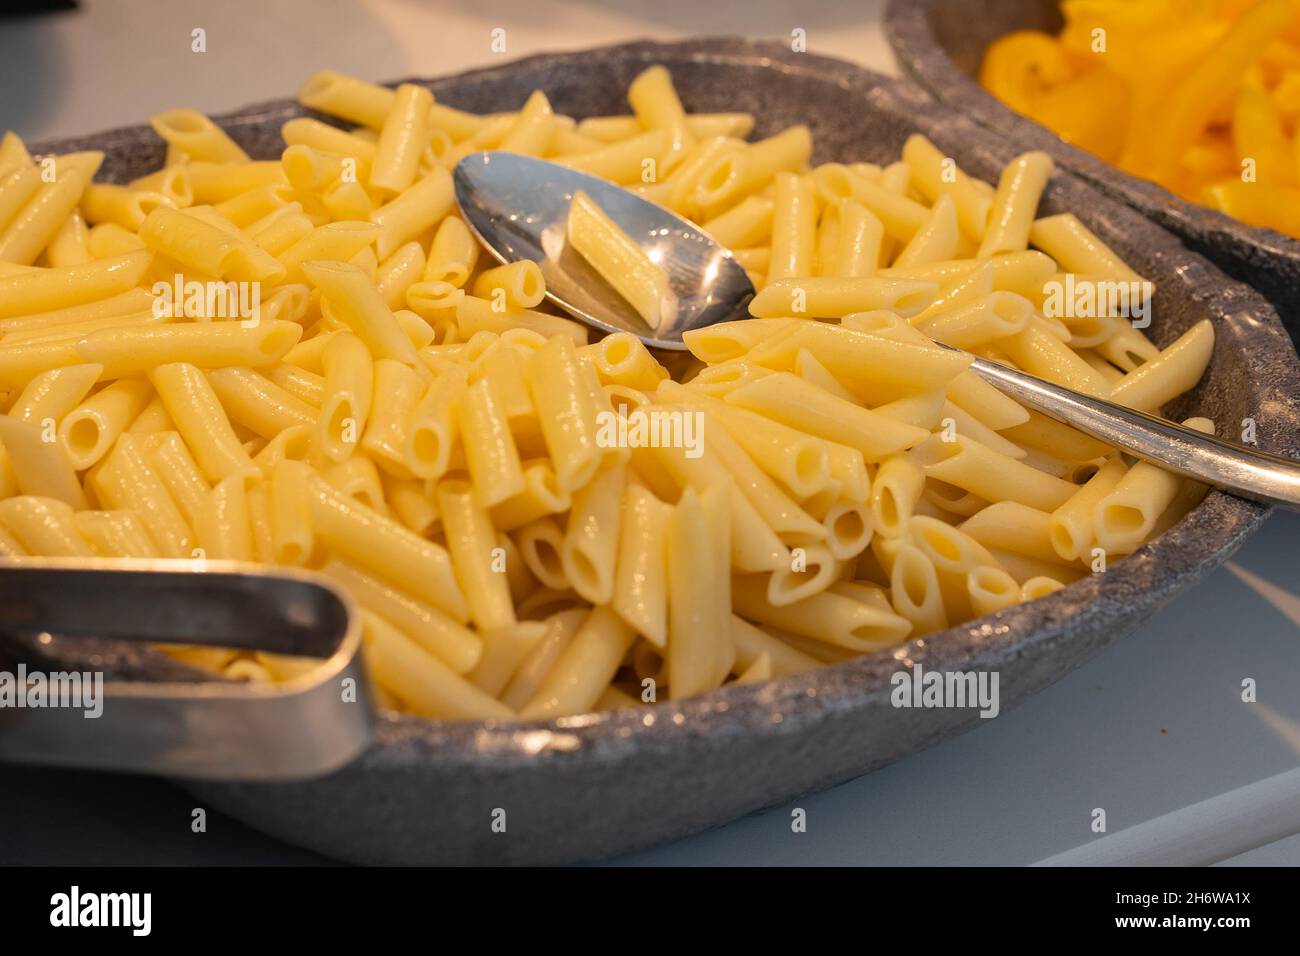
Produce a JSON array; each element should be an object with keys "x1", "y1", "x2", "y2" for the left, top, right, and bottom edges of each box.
[
  {"x1": 27, "y1": 37, "x2": 1300, "y2": 768},
  {"x1": 882, "y1": 0, "x2": 1300, "y2": 264}
]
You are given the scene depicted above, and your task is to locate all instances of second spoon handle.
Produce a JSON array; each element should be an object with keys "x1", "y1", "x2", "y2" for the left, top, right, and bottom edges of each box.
[{"x1": 966, "y1": 356, "x2": 1300, "y2": 510}]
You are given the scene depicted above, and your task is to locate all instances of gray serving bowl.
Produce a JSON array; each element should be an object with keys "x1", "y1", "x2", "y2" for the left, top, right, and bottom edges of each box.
[
  {"x1": 17, "y1": 39, "x2": 1300, "y2": 865},
  {"x1": 885, "y1": 0, "x2": 1300, "y2": 351}
]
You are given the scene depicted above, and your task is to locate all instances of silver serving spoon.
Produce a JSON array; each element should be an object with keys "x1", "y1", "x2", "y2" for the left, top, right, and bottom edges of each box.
[{"x1": 454, "y1": 152, "x2": 1300, "y2": 510}]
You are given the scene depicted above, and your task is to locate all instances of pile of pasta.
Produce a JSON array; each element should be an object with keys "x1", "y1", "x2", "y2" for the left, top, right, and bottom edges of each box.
[
  {"x1": 981, "y1": 0, "x2": 1300, "y2": 238},
  {"x1": 0, "y1": 64, "x2": 1217, "y2": 720}
]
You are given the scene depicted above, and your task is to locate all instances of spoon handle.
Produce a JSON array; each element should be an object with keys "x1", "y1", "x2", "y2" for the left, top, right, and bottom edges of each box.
[{"x1": 966, "y1": 356, "x2": 1300, "y2": 510}]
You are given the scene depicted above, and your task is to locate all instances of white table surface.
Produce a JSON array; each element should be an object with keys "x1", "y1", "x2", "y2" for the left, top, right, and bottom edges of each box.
[{"x1": 0, "y1": 0, "x2": 1296, "y2": 867}]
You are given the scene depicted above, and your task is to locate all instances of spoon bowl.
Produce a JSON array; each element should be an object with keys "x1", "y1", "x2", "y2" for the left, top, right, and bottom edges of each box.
[{"x1": 453, "y1": 151, "x2": 754, "y2": 350}]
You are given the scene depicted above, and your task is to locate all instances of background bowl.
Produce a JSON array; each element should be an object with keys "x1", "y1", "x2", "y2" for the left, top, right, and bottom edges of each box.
[
  {"x1": 885, "y1": 0, "x2": 1300, "y2": 351},
  {"x1": 15, "y1": 38, "x2": 1300, "y2": 865}
]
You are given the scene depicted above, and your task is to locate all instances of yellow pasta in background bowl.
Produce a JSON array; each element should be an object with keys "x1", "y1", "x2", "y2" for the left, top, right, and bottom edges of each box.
[{"x1": 1, "y1": 38, "x2": 1297, "y2": 865}]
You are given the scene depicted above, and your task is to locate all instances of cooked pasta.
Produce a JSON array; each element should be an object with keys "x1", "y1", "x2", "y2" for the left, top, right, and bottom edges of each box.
[{"x1": 0, "y1": 65, "x2": 1215, "y2": 719}]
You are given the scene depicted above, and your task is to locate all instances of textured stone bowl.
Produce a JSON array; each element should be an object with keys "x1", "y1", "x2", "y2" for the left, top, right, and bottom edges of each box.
[
  {"x1": 20, "y1": 39, "x2": 1300, "y2": 865},
  {"x1": 885, "y1": 0, "x2": 1300, "y2": 351}
]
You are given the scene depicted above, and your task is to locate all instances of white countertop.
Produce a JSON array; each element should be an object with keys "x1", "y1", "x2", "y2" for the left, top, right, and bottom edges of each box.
[{"x1": 0, "y1": 0, "x2": 1296, "y2": 866}]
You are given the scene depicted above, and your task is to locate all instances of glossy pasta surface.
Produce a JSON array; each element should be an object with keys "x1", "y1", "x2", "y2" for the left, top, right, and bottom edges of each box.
[{"x1": 0, "y1": 65, "x2": 1215, "y2": 719}]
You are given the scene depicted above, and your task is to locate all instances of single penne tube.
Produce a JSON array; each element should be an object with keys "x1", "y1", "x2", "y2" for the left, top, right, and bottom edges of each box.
[
  {"x1": 0, "y1": 250, "x2": 152, "y2": 320},
  {"x1": 74, "y1": 321, "x2": 300, "y2": 379},
  {"x1": 893, "y1": 194, "x2": 960, "y2": 268},
  {"x1": 357, "y1": 358, "x2": 423, "y2": 475},
  {"x1": 680, "y1": 318, "x2": 794, "y2": 364},
  {"x1": 148, "y1": 362, "x2": 260, "y2": 484},
  {"x1": 472, "y1": 259, "x2": 546, "y2": 310},
  {"x1": 0, "y1": 286, "x2": 154, "y2": 334},
  {"x1": 192, "y1": 474, "x2": 254, "y2": 560},
  {"x1": 977, "y1": 151, "x2": 1053, "y2": 257},
  {"x1": 1106, "y1": 320, "x2": 1214, "y2": 412},
  {"x1": 302, "y1": 259, "x2": 419, "y2": 363},
  {"x1": 90, "y1": 432, "x2": 193, "y2": 557},
  {"x1": 452, "y1": 293, "x2": 587, "y2": 345},
  {"x1": 80, "y1": 184, "x2": 175, "y2": 231},
  {"x1": 73, "y1": 509, "x2": 157, "y2": 558},
  {"x1": 729, "y1": 614, "x2": 821, "y2": 677},
  {"x1": 142, "y1": 430, "x2": 210, "y2": 529},
  {"x1": 579, "y1": 333, "x2": 668, "y2": 392},
  {"x1": 185, "y1": 161, "x2": 287, "y2": 204},
  {"x1": 8, "y1": 363, "x2": 102, "y2": 423},
  {"x1": 871, "y1": 453, "x2": 926, "y2": 539},
  {"x1": 524, "y1": 334, "x2": 602, "y2": 492},
  {"x1": 744, "y1": 321, "x2": 972, "y2": 400},
  {"x1": 0, "y1": 151, "x2": 103, "y2": 265},
  {"x1": 700, "y1": 195, "x2": 774, "y2": 248},
  {"x1": 767, "y1": 171, "x2": 817, "y2": 281},
  {"x1": 436, "y1": 478, "x2": 516, "y2": 632},
  {"x1": 139, "y1": 206, "x2": 284, "y2": 283},
  {"x1": 666, "y1": 483, "x2": 734, "y2": 698},
  {"x1": 317, "y1": 331, "x2": 373, "y2": 463},
  {"x1": 281, "y1": 117, "x2": 379, "y2": 163},
  {"x1": 498, "y1": 89, "x2": 556, "y2": 156},
  {"x1": 1028, "y1": 212, "x2": 1145, "y2": 284},
  {"x1": 57, "y1": 378, "x2": 153, "y2": 469},
  {"x1": 307, "y1": 471, "x2": 467, "y2": 622},
  {"x1": 899, "y1": 134, "x2": 992, "y2": 239},
  {"x1": 691, "y1": 126, "x2": 812, "y2": 214},
  {"x1": 0, "y1": 496, "x2": 96, "y2": 557},
  {"x1": 749, "y1": 276, "x2": 938, "y2": 319},
  {"x1": 150, "y1": 108, "x2": 249, "y2": 163},
  {"x1": 369, "y1": 165, "x2": 454, "y2": 260},
  {"x1": 362, "y1": 610, "x2": 510, "y2": 720},
  {"x1": 610, "y1": 480, "x2": 671, "y2": 646},
  {"x1": 959, "y1": 500, "x2": 1062, "y2": 565},
  {"x1": 829, "y1": 200, "x2": 884, "y2": 277},
  {"x1": 558, "y1": 462, "x2": 626, "y2": 605},
  {"x1": 276, "y1": 220, "x2": 379, "y2": 284},
  {"x1": 371, "y1": 83, "x2": 432, "y2": 195},
  {"x1": 567, "y1": 189, "x2": 673, "y2": 330},
  {"x1": 767, "y1": 540, "x2": 839, "y2": 606},
  {"x1": 0, "y1": 415, "x2": 87, "y2": 509},
  {"x1": 911, "y1": 432, "x2": 1078, "y2": 512},
  {"x1": 454, "y1": 376, "x2": 526, "y2": 506},
  {"x1": 996, "y1": 322, "x2": 1111, "y2": 397},
  {"x1": 519, "y1": 606, "x2": 637, "y2": 719},
  {"x1": 206, "y1": 367, "x2": 316, "y2": 437},
  {"x1": 1048, "y1": 456, "x2": 1127, "y2": 561},
  {"x1": 554, "y1": 129, "x2": 672, "y2": 184},
  {"x1": 732, "y1": 573, "x2": 911, "y2": 652},
  {"x1": 373, "y1": 241, "x2": 426, "y2": 310},
  {"x1": 881, "y1": 250, "x2": 1056, "y2": 300},
  {"x1": 725, "y1": 371, "x2": 929, "y2": 461},
  {"x1": 1093, "y1": 417, "x2": 1215, "y2": 554},
  {"x1": 966, "y1": 565, "x2": 1022, "y2": 617},
  {"x1": 424, "y1": 215, "x2": 478, "y2": 286},
  {"x1": 658, "y1": 381, "x2": 832, "y2": 499},
  {"x1": 917, "y1": 291, "x2": 1033, "y2": 349},
  {"x1": 889, "y1": 543, "x2": 949, "y2": 635}
]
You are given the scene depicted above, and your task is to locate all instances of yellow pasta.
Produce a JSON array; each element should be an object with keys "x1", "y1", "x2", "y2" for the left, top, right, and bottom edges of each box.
[{"x1": 0, "y1": 63, "x2": 1223, "y2": 722}]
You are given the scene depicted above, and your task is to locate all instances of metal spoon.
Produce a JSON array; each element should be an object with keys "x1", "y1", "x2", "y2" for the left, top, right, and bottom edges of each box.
[{"x1": 453, "y1": 152, "x2": 1300, "y2": 510}]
